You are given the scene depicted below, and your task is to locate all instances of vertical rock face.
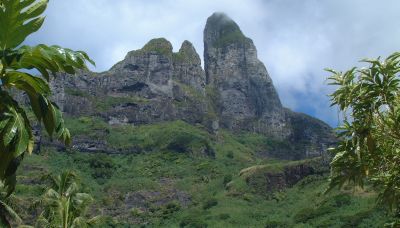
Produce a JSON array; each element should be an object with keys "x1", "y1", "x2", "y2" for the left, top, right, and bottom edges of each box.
[
  {"x1": 204, "y1": 13, "x2": 289, "y2": 138},
  {"x1": 49, "y1": 12, "x2": 336, "y2": 159},
  {"x1": 173, "y1": 40, "x2": 206, "y2": 92},
  {"x1": 52, "y1": 38, "x2": 208, "y2": 125},
  {"x1": 109, "y1": 38, "x2": 175, "y2": 97}
]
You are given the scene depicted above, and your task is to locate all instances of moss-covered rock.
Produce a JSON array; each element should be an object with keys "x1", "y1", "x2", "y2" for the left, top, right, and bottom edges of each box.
[
  {"x1": 204, "y1": 12, "x2": 248, "y2": 48},
  {"x1": 48, "y1": 11, "x2": 336, "y2": 162},
  {"x1": 238, "y1": 158, "x2": 325, "y2": 195},
  {"x1": 140, "y1": 38, "x2": 173, "y2": 56},
  {"x1": 173, "y1": 40, "x2": 201, "y2": 63}
]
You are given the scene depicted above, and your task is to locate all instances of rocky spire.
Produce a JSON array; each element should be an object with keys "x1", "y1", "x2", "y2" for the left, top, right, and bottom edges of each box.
[
  {"x1": 177, "y1": 40, "x2": 202, "y2": 65},
  {"x1": 172, "y1": 40, "x2": 205, "y2": 91},
  {"x1": 48, "y1": 12, "x2": 336, "y2": 159},
  {"x1": 204, "y1": 12, "x2": 247, "y2": 52},
  {"x1": 203, "y1": 12, "x2": 285, "y2": 135}
]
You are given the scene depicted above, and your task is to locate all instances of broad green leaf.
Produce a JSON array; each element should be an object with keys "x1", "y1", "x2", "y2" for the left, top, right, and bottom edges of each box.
[
  {"x1": 0, "y1": 198, "x2": 22, "y2": 223},
  {"x1": 26, "y1": 93, "x2": 71, "y2": 145},
  {"x1": 20, "y1": 0, "x2": 47, "y2": 20},
  {"x1": 0, "y1": 0, "x2": 94, "y2": 196},
  {"x1": 11, "y1": 45, "x2": 95, "y2": 80},
  {"x1": 0, "y1": 92, "x2": 32, "y2": 192},
  {"x1": 2, "y1": 71, "x2": 50, "y2": 95},
  {"x1": 0, "y1": 0, "x2": 48, "y2": 49}
]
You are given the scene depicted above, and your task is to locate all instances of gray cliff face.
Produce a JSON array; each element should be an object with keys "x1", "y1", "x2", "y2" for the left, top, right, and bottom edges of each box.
[
  {"x1": 204, "y1": 13, "x2": 289, "y2": 138},
  {"x1": 50, "y1": 13, "x2": 336, "y2": 159},
  {"x1": 52, "y1": 38, "x2": 207, "y2": 126},
  {"x1": 173, "y1": 40, "x2": 206, "y2": 92}
]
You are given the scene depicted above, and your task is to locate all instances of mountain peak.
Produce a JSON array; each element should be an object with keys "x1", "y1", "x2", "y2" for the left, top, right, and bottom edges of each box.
[
  {"x1": 141, "y1": 38, "x2": 173, "y2": 55},
  {"x1": 176, "y1": 40, "x2": 201, "y2": 64},
  {"x1": 50, "y1": 12, "x2": 335, "y2": 161},
  {"x1": 180, "y1": 40, "x2": 195, "y2": 51},
  {"x1": 204, "y1": 12, "x2": 247, "y2": 48}
]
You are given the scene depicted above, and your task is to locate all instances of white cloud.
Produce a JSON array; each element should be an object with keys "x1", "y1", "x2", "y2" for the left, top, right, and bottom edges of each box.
[{"x1": 25, "y1": 0, "x2": 400, "y2": 126}]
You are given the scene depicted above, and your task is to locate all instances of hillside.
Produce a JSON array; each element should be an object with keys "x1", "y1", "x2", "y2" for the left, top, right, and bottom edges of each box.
[
  {"x1": 11, "y1": 12, "x2": 392, "y2": 227},
  {"x1": 13, "y1": 119, "x2": 389, "y2": 227}
]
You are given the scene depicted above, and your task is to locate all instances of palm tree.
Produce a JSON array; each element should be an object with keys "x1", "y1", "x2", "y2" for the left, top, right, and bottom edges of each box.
[
  {"x1": 36, "y1": 171, "x2": 100, "y2": 228},
  {"x1": 0, "y1": 0, "x2": 94, "y2": 194},
  {"x1": 0, "y1": 181, "x2": 22, "y2": 227}
]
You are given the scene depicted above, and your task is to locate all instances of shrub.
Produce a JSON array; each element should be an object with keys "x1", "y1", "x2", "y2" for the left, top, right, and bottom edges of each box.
[
  {"x1": 294, "y1": 205, "x2": 335, "y2": 223},
  {"x1": 163, "y1": 201, "x2": 181, "y2": 215},
  {"x1": 148, "y1": 201, "x2": 181, "y2": 219},
  {"x1": 265, "y1": 220, "x2": 289, "y2": 228},
  {"x1": 89, "y1": 154, "x2": 115, "y2": 180},
  {"x1": 333, "y1": 194, "x2": 351, "y2": 207},
  {"x1": 243, "y1": 193, "x2": 254, "y2": 202},
  {"x1": 78, "y1": 116, "x2": 92, "y2": 124},
  {"x1": 203, "y1": 198, "x2": 218, "y2": 210},
  {"x1": 166, "y1": 133, "x2": 195, "y2": 153},
  {"x1": 327, "y1": 52, "x2": 400, "y2": 213},
  {"x1": 180, "y1": 217, "x2": 208, "y2": 228},
  {"x1": 218, "y1": 213, "x2": 231, "y2": 220},
  {"x1": 223, "y1": 174, "x2": 233, "y2": 186},
  {"x1": 341, "y1": 210, "x2": 372, "y2": 227},
  {"x1": 293, "y1": 207, "x2": 314, "y2": 223},
  {"x1": 130, "y1": 207, "x2": 145, "y2": 217},
  {"x1": 226, "y1": 151, "x2": 234, "y2": 159}
]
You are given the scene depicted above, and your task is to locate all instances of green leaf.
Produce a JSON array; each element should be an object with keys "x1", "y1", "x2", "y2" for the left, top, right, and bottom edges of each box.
[
  {"x1": 2, "y1": 71, "x2": 50, "y2": 95},
  {"x1": 0, "y1": 198, "x2": 22, "y2": 224},
  {"x1": 10, "y1": 45, "x2": 95, "y2": 80},
  {"x1": 0, "y1": 0, "x2": 94, "y2": 196},
  {"x1": 0, "y1": 92, "x2": 32, "y2": 191},
  {"x1": 20, "y1": 0, "x2": 47, "y2": 19},
  {"x1": 40, "y1": 96, "x2": 56, "y2": 137},
  {"x1": 26, "y1": 94, "x2": 72, "y2": 145},
  {"x1": 327, "y1": 51, "x2": 400, "y2": 212},
  {"x1": 0, "y1": 0, "x2": 48, "y2": 49}
]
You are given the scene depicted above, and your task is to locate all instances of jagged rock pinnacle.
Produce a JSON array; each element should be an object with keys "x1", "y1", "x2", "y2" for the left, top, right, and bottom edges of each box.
[
  {"x1": 203, "y1": 12, "x2": 285, "y2": 137},
  {"x1": 141, "y1": 38, "x2": 173, "y2": 56},
  {"x1": 204, "y1": 12, "x2": 248, "y2": 49},
  {"x1": 176, "y1": 40, "x2": 201, "y2": 65},
  {"x1": 48, "y1": 12, "x2": 336, "y2": 160}
]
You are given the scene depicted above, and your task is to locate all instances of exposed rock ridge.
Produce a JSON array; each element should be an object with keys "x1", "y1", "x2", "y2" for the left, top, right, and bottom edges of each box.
[
  {"x1": 204, "y1": 12, "x2": 287, "y2": 138},
  {"x1": 50, "y1": 13, "x2": 336, "y2": 159}
]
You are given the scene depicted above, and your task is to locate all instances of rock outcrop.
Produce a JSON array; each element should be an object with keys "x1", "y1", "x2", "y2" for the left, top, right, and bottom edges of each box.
[
  {"x1": 52, "y1": 38, "x2": 207, "y2": 126},
  {"x1": 239, "y1": 158, "x2": 328, "y2": 195},
  {"x1": 50, "y1": 12, "x2": 336, "y2": 159},
  {"x1": 204, "y1": 13, "x2": 288, "y2": 138}
]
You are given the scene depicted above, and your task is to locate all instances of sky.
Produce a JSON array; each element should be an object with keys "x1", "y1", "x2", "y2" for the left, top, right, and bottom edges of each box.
[{"x1": 25, "y1": 0, "x2": 400, "y2": 126}]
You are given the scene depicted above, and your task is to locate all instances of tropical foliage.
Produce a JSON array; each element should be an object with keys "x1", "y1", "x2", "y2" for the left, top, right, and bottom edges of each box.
[
  {"x1": 327, "y1": 52, "x2": 400, "y2": 216},
  {"x1": 34, "y1": 171, "x2": 99, "y2": 228},
  {"x1": 0, "y1": 181, "x2": 21, "y2": 227},
  {"x1": 0, "y1": 0, "x2": 94, "y2": 194}
]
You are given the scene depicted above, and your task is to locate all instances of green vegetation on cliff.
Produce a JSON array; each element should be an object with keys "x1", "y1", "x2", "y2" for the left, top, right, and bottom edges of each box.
[
  {"x1": 206, "y1": 13, "x2": 248, "y2": 48},
  {"x1": 140, "y1": 38, "x2": 173, "y2": 56},
  {"x1": 173, "y1": 41, "x2": 200, "y2": 63},
  {"x1": 12, "y1": 119, "x2": 393, "y2": 227},
  {"x1": 213, "y1": 28, "x2": 248, "y2": 48}
]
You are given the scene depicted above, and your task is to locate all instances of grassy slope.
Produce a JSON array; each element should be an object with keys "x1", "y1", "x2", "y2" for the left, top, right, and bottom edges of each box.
[{"x1": 14, "y1": 117, "x2": 392, "y2": 227}]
